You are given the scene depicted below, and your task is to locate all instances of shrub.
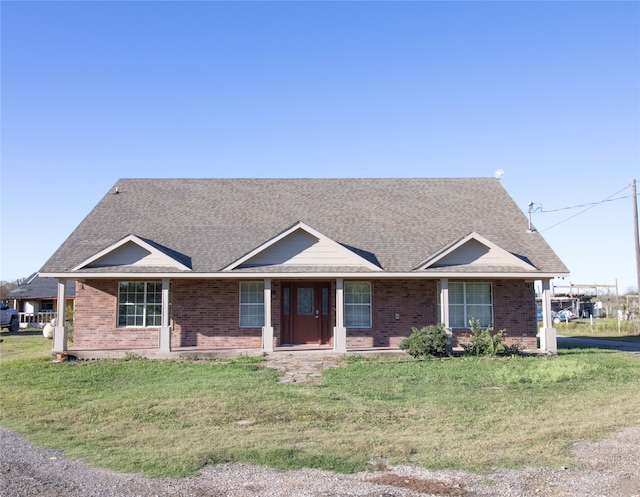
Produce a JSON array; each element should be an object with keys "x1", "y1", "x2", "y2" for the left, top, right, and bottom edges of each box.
[
  {"x1": 461, "y1": 319, "x2": 509, "y2": 356},
  {"x1": 400, "y1": 324, "x2": 450, "y2": 358},
  {"x1": 65, "y1": 306, "x2": 74, "y2": 344}
]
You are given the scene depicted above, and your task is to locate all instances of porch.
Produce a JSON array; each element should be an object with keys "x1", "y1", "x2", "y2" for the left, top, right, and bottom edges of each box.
[
  {"x1": 57, "y1": 344, "x2": 408, "y2": 361},
  {"x1": 49, "y1": 276, "x2": 558, "y2": 357}
]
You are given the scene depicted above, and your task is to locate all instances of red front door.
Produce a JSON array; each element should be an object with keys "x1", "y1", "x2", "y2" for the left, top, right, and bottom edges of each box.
[{"x1": 282, "y1": 282, "x2": 332, "y2": 345}]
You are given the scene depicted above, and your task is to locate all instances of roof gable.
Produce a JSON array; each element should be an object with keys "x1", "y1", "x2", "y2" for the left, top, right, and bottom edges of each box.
[
  {"x1": 416, "y1": 232, "x2": 537, "y2": 271},
  {"x1": 72, "y1": 235, "x2": 191, "y2": 271},
  {"x1": 224, "y1": 222, "x2": 382, "y2": 271}
]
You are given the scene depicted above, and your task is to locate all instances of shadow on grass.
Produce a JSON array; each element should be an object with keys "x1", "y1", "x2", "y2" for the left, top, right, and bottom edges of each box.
[
  {"x1": 567, "y1": 335, "x2": 640, "y2": 343},
  {"x1": 0, "y1": 330, "x2": 44, "y2": 337},
  {"x1": 558, "y1": 336, "x2": 640, "y2": 353}
]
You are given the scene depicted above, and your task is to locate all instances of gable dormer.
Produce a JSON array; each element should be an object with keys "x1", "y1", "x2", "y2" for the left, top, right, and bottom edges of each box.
[
  {"x1": 415, "y1": 232, "x2": 537, "y2": 271},
  {"x1": 71, "y1": 235, "x2": 191, "y2": 271},
  {"x1": 223, "y1": 221, "x2": 381, "y2": 271}
]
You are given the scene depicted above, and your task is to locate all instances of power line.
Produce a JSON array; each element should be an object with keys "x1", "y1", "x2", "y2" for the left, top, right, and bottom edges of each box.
[
  {"x1": 539, "y1": 183, "x2": 635, "y2": 232},
  {"x1": 542, "y1": 194, "x2": 635, "y2": 213}
]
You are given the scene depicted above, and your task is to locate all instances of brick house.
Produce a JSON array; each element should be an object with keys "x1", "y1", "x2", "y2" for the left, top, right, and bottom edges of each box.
[{"x1": 39, "y1": 178, "x2": 568, "y2": 357}]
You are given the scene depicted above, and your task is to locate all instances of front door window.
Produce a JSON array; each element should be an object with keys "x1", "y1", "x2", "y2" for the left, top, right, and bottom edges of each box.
[{"x1": 297, "y1": 288, "x2": 314, "y2": 315}]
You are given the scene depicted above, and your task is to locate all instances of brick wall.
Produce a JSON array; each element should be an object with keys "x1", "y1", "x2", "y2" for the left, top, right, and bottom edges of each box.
[
  {"x1": 491, "y1": 279, "x2": 537, "y2": 348},
  {"x1": 73, "y1": 280, "x2": 158, "y2": 349},
  {"x1": 345, "y1": 279, "x2": 537, "y2": 349},
  {"x1": 73, "y1": 277, "x2": 537, "y2": 351},
  {"x1": 74, "y1": 279, "x2": 265, "y2": 350},
  {"x1": 346, "y1": 279, "x2": 438, "y2": 348},
  {"x1": 451, "y1": 280, "x2": 537, "y2": 350},
  {"x1": 171, "y1": 279, "x2": 262, "y2": 349}
]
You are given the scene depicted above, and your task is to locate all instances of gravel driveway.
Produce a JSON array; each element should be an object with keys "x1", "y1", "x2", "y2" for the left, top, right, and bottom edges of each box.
[{"x1": 2, "y1": 424, "x2": 639, "y2": 497}]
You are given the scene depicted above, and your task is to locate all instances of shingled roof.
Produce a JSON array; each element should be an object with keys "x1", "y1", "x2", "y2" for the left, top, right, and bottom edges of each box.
[
  {"x1": 39, "y1": 178, "x2": 568, "y2": 277},
  {"x1": 8, "y1": 274, "x2": 76, "y2": 299}
]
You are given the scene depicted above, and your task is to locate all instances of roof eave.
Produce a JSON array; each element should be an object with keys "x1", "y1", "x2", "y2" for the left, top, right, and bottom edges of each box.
[{"x1": 39, "y1": 271, "x2": 569, "y2": 280}]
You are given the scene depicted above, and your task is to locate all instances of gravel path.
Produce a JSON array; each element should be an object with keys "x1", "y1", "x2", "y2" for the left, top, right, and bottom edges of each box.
[{"x1": 2, "y1": 424, "x2": 639, "y2": 497}]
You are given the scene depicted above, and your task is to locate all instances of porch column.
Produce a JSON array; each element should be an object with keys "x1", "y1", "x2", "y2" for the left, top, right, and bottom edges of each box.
[
  {"x1": 262, "y1": 278, "x2": 274, "y2": 353},
  {"x1": 159, "y1": 278, "x2": 171, "y2": 353},
  {"x1": 440, "y1": 278, "x2": 452, "y2": 352},
  {"x1": 333, "y1": 278, "x2": 347, "y2": 353},
  {"x1": 52, "y1": 279, "x2": 68, "y2": 353},
  {"x1": 440, "y1": 278, "x2": 450, "y2": 328},
  {"x1": 539, "y1": 279, "x2": 557, "y2": 354}
]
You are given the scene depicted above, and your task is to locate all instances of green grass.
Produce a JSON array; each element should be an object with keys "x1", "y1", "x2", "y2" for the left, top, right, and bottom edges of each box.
[
  {"x1": 0, "y1": 330, "x2": 52, "y2": 360},
  {"x1": 1, "y1": 333, "x2": 640, "y2": 478},
  {"x1": 552, "y1": 318, "x2": 640, "y2": 342}
]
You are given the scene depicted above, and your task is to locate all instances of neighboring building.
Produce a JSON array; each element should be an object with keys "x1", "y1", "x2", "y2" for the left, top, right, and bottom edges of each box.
[
  {"x1": 7, "y1": 274, "x2": 75, "y2": 328},
  {"x1": 39, "y1": 178, "x2": 568, "y2": 357}
]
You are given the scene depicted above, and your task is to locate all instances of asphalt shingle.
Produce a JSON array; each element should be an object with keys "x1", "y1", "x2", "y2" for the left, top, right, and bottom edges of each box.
[{"x1": 39, "y1": 178, "x2": 568, "y2": 276}]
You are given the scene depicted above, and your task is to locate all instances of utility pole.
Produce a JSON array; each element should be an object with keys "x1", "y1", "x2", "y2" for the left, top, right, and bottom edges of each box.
[{"x1": 633, "y1": 179, "x2": 640, "y2": 295}]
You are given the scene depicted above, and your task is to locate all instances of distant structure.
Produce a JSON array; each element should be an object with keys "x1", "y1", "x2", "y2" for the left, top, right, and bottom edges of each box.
[{"x1": 7, "y1": 274, "x2": 75, "y2": 328}]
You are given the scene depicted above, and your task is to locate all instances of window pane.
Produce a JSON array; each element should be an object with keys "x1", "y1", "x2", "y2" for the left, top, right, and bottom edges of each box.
[
  {"x1": 118, "y1": 305, "x2": 128, "y2": 327},
  {"x1": 344, "y1": 306, "x2": 357, "y2": 326},
  {"x1": 345, "y1": 282, "x2": 371, "y2": 304},
  {"x1": 449, "y1": 282, "x2": 464, "y2": 304},
  {"x1": 449, "y1": 306, "x2": 466, "y2": 327},
  {"x1": 240, "y1": 305, "x2": 264, "y2": 327},
  {"x1": 467, "y1": 305, "x2": 492, "y2": 327},
  {"x1": 145, "y1": 304, "x2": 162, "y2": 327},
  {"x1": 466, "y1": 283, "x2": 491, "y2": 305},
  {"x1": 344, "y1": 282, "x2": 371, "y2": 328},
  {"x1": 240, "y1": 282, "x2": 264, "y2": 303},
  {"x1": 283, "y1": 287, "x2": 290, "y2": 315},
  {"x1": 345, "y1": 305, "x2": 370, "y2": 327},
  {"x1": 240, "y1": 281, "x2": 265, "y2": 327},
  {"x1": 322, "y1": 287, "x2": 329, "y2": 316}
]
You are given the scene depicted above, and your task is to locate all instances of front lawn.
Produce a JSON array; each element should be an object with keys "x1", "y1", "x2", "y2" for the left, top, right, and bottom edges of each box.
[
  {"x1": 1, "y1": 333, "x2": 640, "y2": 477},
  {"x1": 552, "y1": 317, "x2": 640, "y2": 342}
]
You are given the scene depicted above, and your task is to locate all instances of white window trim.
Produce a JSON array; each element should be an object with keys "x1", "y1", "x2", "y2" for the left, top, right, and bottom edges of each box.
[
  {"x1": 117, "y1": 281, "x2": 164, "y2": 328},
  {"x1": 239, "y1": 281, "x2": 265, "y2": 328},
  {"x1": 344, "y1": 281, "x2": 372, "y2": 329},
  {"x1": 439, "y1": 281, "x2": 494, "y2": 329}
]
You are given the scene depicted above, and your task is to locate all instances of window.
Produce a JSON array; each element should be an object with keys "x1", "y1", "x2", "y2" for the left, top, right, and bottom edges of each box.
[
  {"x1": 39, "y1": 300, "x2": 54, "y2": 312},
  {"x1": 240, "y1": 281, "x2": 264, "y2": 327},
  {"x1": 118, "y1": 282, "x2": 163, "y2": 327},
  {"x1": 283, "y1": 287, "x2": 290, "y2": 315},
  {"x1": 344, "y1": 281, "x2": 371, "y2": 328},
  {"x1": 441, "y1": 282, "x2": 493, "y2": 328}
]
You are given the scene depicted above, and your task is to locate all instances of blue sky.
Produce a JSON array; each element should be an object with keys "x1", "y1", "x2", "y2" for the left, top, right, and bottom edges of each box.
[{"x1": 2, "y1": 1, "x2": 639, "y2": 293}]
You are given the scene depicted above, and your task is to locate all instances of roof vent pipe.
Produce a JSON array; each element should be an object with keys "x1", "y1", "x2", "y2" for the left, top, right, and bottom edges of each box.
[{"x1": 526, "y1": 201, "x2": 538, "y2": 233}]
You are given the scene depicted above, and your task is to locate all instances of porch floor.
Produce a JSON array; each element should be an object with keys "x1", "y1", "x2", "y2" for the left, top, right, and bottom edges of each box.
[
  {"x1": 56, "y1": 343, "x2": 543, "y2": 361},
  {"x1": 59, "y1": 345, "x2": 410, "y2": 360}
]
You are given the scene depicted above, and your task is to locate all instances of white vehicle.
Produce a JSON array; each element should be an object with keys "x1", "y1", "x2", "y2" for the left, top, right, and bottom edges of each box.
[{"x1": 0, "y1": 303, "x2": 19, "y2": 331}]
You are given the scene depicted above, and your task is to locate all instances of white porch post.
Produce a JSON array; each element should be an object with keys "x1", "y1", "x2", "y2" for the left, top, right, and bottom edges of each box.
[
  {"x1": 440, "y1": 278, "x2": 452, "y2": 351},
  {"x1": 159, "y1": 278, "x2": 171, "y2": 353},
  {"x1": 52, "y1": 279, "x2": 68, "y2": 353},
  {"x1": 539, "y1": 278, "x2": 557, "y2": 354},
  {"x1": 333, "y1": 278, "x2": 347, "y2": 353},
  {"x1": 440, "y1": 278, "x2": 450, "y2": 328},
  {"x1": 262, "y1": 278, "x2": 274, "y2": 353}
]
